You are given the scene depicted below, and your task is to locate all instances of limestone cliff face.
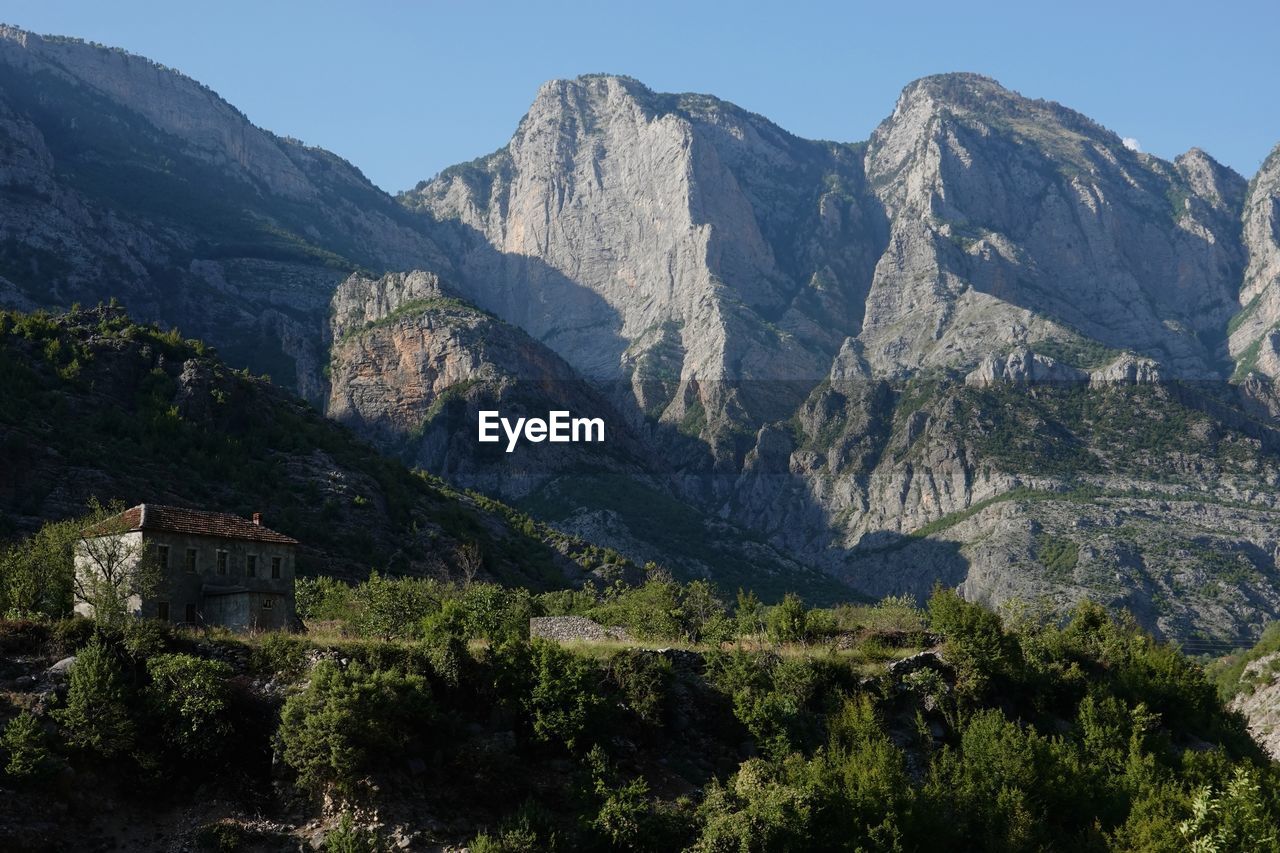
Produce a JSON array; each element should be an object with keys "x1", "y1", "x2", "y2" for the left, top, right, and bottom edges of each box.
[
  {"x1": 725, "y1": 371, "x2": 1280, "y2": 640},
  {"x1": 326, "y1": 269, "x2": 645, "y2": 497},
  {"x1": 1229, "y1": 146, "x2": 1280, "y2": 378},
  {"x1": 412, "y1": 72, "x2": 1249, "y2": 394},
  {"x1": 404, "y1": 75, "x2": 886, "y2": 443},
  {"x1": 327, "y1": 270, "x2": 587, "y2": 434},
  {"x1": 1231, "y1": 653, "x2": 1280, "y2": 760},
  {"x1": 858, "y1": 74, "x2": 1246, "y2": 378},
  {"x1": 0, "y1": 26, "x2": 445, "y2": 402}
]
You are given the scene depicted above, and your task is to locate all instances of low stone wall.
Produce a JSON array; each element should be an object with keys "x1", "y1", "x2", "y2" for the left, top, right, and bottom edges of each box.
[{"x1": 529, "y1": 616, "x2": 629, "y2": 643}]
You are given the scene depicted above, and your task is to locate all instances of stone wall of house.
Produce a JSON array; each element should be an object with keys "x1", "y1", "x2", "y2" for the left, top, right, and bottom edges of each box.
[
  {"x1": 146, "y1": 531, "x2": 295, "y2": 628},
  {"x1": 75, "y1": 530, "x2": 296, "y2": 630}
]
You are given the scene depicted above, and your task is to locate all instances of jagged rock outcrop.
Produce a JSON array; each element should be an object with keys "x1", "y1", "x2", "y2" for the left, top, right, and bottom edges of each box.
[
  {"x1": 1229, "y1": 145, "x2": 1280, "y2": 379},
  {"x1": 964, "y1": 348, "x2": 1088, "y2": 385},
  {"x1": 1089, "y1": 355, "x2": 1164, "y2": 385},
  {"x1": 327, "y1": 269, "x2": 624, "y2": 494}
]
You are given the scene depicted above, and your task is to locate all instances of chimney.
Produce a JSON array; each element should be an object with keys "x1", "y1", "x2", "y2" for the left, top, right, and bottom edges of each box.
[{"x1": 252, "y1": 512, "x2": 262, "y2": 526}]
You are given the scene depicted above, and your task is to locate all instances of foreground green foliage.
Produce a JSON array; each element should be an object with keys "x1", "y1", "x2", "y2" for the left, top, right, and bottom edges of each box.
[{"x1": 1, "y1": 583, "x2": 1275, "y2": 851}]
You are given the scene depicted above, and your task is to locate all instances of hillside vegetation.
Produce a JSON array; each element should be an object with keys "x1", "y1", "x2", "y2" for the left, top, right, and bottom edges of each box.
[
  {"x1": 0, "y1": 305, "x2": 645, "y2": 590},
  {"x1": 1, "y1": 570, "x2": 1278, "y2": 851}
]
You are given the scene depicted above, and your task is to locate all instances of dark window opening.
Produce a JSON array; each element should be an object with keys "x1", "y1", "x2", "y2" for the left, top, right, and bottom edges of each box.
[
  {"x1": 271, "y1": 556, "x2": 281, "y2": 579},
  {"x1": 157, "y1": 602, "x2": 169, "y2": 621},
  {"x1": 185, "y1": 603, "x2": 197, "y2": 624},
  {"x1": 185, "y1": 549, "x2": 197, "y2": 573},
  {"x1": 156, "y1": 545, "x2": 170, "y2": 570},
  {"x1": 246, "y1": 555, "x2": 257, "y2": 578},
  {"x1": 262, "y1": 598, "x2": 274, "y2": 610},
  {"x1": 216, "y1": 550, "x2": 228, "y2": 576}
]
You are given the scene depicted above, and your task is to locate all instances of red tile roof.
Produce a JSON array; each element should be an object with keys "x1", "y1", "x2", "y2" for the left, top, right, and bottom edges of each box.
[{"x1": 87, "y1": 504, "x2": 298, "y2": 545}]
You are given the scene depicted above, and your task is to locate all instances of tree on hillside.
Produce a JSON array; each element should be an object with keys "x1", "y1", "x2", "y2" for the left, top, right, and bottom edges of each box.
[
  {"x1": 1, "y1": 498, "x2": 160, "y2": 623},
  {"x1": 72, "y1": 499, "x2": 162, "y2": 627},
  {"x1": 54, "y1": 636, "x2": 134, "y2": 758},
  {"x1": 0, "y1": 516, "x2": 78, "y2": 619}
]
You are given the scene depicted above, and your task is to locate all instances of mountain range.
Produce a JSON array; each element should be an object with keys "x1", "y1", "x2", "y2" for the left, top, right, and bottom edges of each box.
[{"x1": 4, "y1": 24, "x2": 1280, "y2": 642}]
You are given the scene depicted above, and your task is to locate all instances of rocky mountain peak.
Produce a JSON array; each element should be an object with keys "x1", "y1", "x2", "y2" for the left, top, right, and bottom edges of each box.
[
  {"x1": 857, "y1": 70, "x2": 1246, "y2": 379},
  {"x1": 0, "y1": 23, "x2": 315, "y2": 199},
  {"x1": 884, "y1": 72, "x2": 1116, "y2": 149},
  {"x1": 1175, "y1": 147, "x2": 1247, "y2": 214}
]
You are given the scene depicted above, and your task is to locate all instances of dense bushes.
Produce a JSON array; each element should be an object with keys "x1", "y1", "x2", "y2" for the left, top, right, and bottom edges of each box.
[
  {"x1": 294, "y1": 566, "x2": 883, "y2": 651},
  {"x1": 3, "y1": 581, "x2": 1280, "y2": 850},
  {"x1": 277, "y1": 660, "x2": 433, "y2": 795},
  {"x1": 144, "y1": 653, "x2": 233, "y2": 760}
]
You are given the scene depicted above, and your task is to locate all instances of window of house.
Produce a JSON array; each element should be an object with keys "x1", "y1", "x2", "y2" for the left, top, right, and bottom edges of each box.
[
  {"x1": 156, "y1": 544, "x2": 170, "y2": 570},
  {"x1": 185, "y1": 548, "x2": 197, "y2": 572},
  {"x1": 246, "y1": 555, "x2": 257, "y2": 578},
  {"x1": 185, "y1": 603, "x2": 197, "y2": 624},
  {"x1": 262, "y1": 597, "x2": 275, "y2": 610},
  {"x1": 271, "y1": 556, "x2": 281, "y2": 579},
  {"x1": 216, "y1": 550, "x2": 228, "y2": 576},
  {"x1": 157, "y1": 602, "x2": 169, "y2": 621}
]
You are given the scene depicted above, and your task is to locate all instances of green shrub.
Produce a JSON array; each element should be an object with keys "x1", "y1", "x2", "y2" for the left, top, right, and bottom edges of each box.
[
  {"x1": 54, "y1": 636, "x2": 134, "y2": 758},
  {"x1": 469, "y1": 799, "x2": 559, "y2": 853},
  {"x1": 51, "y1": 615, "x2": 94, "y2": 655},
  {"x1": 0, "y1": 619, "x2": 50, "y2": 655},
  {"x1": 927, "y1": 585, "x2": 1018, "y2": 700},
  {"x1": 694, "y1": 756, "x2": 822, "y2": 851},
  {"x1": 591, "y1": 572, "x2": 683, "y2": 641},
  {"x1": 766, "y1": 593, "x2": 809, "y2": 644},
  {"x1": 0, "y1": 516, "x2": 77, "y2": 619},
  {"x1": 122, "y1": 617, "x2": 171, "y2": 660},
  {"x1": 1, "y1": 711, "x2": 58, "y2": 783},
  {"x1": 459, "y1": 583, "x2": 532, "y2": 644},
  {"x1": 586, "y1": 744, "x2": 652, "y2": 849},
  {"x1": 145, "y1": 653, "x2": 233, "y2": 759},
  {"x1": 347, "y1": 571, "x2": 440, "y2": 640},
  {"x1": 323, "y1": 812, "x2": 381, "y2": 853},
  {"x1": 734, "y1": 589, "x2": 766, "y2": 638},
  {"x1": 525, "y1": 640, "x2": 604, "y2": 752},
  {"x1": 606, "y1": 651, "x2": 673, "y2": 725},
  {"x1": 278, "y1": 660, "x2": 432, "y2": 795},
  {"x1": 194, "y1": 822, "x2": 250, "y2": 853},
  {"x1": 294, "y1": 575, "x2": 354, "y2": 622},
  {"x1": 1177, "y1": 766, "x2": 1280, "y2": 852}
]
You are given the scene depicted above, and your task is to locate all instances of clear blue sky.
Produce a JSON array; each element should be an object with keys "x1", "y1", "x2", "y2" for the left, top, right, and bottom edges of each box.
[{"x1": 4, "y1": 0, "x2": 1278, "y2": 192}]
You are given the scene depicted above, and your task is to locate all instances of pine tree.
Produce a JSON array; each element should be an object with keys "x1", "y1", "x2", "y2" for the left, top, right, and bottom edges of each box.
[
  {"x1": 1, "y1": 711, "x2": 56, "y2": 782},
  {"x1": 54, "y1": 637, "x2": 134, "y2": 758}
]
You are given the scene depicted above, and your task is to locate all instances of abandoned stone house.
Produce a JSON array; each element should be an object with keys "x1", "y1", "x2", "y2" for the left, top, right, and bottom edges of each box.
[{"x1": 74, "y1": 503, "x2": 298, "y2": 631}]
